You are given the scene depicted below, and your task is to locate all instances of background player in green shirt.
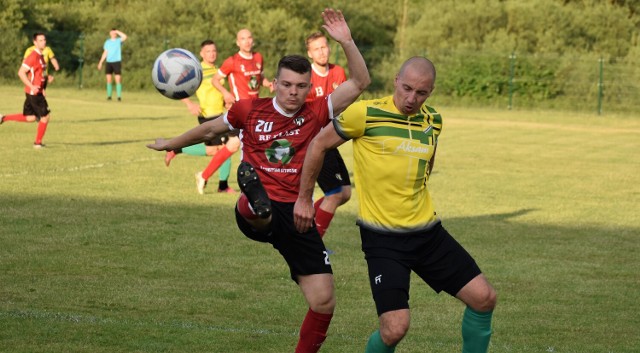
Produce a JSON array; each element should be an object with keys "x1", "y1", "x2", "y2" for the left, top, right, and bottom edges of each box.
[{"x1": 295, "y1": 57, "x2": 497, "y2": 353}]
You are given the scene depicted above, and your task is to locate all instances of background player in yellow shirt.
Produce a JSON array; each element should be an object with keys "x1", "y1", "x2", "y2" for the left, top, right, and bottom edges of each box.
[
  {"x1": 295, "y1": 57, "x2": 497, "y2": 353},
  {"x1": 24, "y1": 44, "x2": 60, "y2": 94},
  {"x1": 164, "y1": 39, "x2": 240, "y2": 194}
]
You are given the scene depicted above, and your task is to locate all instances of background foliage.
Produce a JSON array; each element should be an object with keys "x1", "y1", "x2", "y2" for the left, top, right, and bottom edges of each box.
[{"x1": 0, "y1": 0, "x2": 638, "y2": 112}]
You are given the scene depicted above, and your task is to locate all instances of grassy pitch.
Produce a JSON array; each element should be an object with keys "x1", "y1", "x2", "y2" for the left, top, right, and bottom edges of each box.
[{"x1": 1, "y1": 86, "x2": 639, "y2": 352}]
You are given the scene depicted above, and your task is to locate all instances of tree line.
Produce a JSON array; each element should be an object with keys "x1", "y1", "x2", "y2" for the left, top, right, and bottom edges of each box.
[{"x1": 1, "y1": 0, "x2": 638, "y2": 112}]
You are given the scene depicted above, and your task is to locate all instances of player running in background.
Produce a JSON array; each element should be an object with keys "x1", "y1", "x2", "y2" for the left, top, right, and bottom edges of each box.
[
  {"x1": 294, "y1": 57, "x2": 497, "y2": 353},
  {"x1": 147, "y1": 9, "x2": 370, "y2": 352},
  {"x1": 211, "y1": 28, "x2": 273, "y2": 106},
  {"x1": 24, "y1": 43, "x2": 60, "y2": 95},
  {"x1": 97, "y1": 28, "x2": 127, "y2": 101},
  {"x1": 164, "y1": 39, "x2": 240, "y2": 194},
  {"x1": 305, "y1": 31, "x2": 351, "y2": 238},
  {"x1": 1, "y1": 33, "x2": 53, "y2": 149}
]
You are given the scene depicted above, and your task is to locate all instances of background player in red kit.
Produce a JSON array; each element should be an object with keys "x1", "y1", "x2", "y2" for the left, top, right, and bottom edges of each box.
[
  {"x1": 147, "y1": 8, "x2": 370, "y2": 353},
  {"x1": 1, "y1": 32, "x2": 52, "y2": 148},
  {"x1": 212, "y1": 28, "x2": 273, "y2": 105},
  {"x1": 305, "y1": 31, "x2": 351, "y2": 238}
]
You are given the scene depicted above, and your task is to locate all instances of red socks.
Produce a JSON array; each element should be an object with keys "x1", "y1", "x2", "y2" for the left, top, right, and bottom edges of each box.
[
  {"x1": 295, "y1": 308, "x2": 333, "y2": 353},
  {"x1": 2, "y1": 113, "x2": 28, "y2": 122},
  {"x1": 237, "y1": 193, "x2": 259, "y2": 220},
  {"x1": 35, "y1": 121, "x2": 48, "y2": 144},
  {"x1": 313, "y1": 198, "x2": 335, "y2": 238},
  {"x1": 202, "y1": 146, "x2": 233, "y2": 180}
]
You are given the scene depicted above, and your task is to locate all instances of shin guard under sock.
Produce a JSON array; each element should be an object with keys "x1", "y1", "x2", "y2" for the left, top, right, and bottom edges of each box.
[
  {"x1": 202, "y1": 146, "x2": 233, "y2": 180},
  {"x1": 462, "y1": 306, "x2": 493, "y2": 353},
  {"x1": 35, "y1": 121, "x2": 48, "y2": 144},
  {"x1": 295, "y1": 308, "x2": 333, "y2": 353},
  {"x1": 365, "y1": 330, "x2": 396, "y2": 353}
]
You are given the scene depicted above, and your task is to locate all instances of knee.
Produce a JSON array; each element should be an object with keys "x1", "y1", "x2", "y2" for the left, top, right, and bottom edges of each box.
[
  {"x1": 226, "y1": 137, "x2": 240, "y2": 153},
  {"x1": 380, "y1": 320, "x2": 409, "y2": 346},
  {"x1": 339, "y1": 187, "x2": 351, "y2": 204},
  {"x1": 473, "y1": 287, "x2": 497, "y2": 312},
  {"x1": 309, "y1": 292, "x2": 336, "y2": 314}
]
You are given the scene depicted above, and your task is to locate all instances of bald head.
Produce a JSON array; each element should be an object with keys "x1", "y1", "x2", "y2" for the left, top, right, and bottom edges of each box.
[
  {"x1": 393, "y1": 57, "x2": 436, "y2": 115},
  {"x1": 236, "y1": 28, "x2": 254, "y2": 54},
  {"x1": 398, "y1": 57, "x2": 436, "y2": 82}
]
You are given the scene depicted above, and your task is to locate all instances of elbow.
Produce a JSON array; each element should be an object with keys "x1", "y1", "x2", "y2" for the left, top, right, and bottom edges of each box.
[{"x1": 356, "y1": 74, "x2": 372, "y2": 92}]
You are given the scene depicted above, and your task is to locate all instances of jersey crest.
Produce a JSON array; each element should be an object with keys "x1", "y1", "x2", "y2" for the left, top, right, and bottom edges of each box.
[{"x1": 266, "y1": 139, "x2": 295, "y2": 164}]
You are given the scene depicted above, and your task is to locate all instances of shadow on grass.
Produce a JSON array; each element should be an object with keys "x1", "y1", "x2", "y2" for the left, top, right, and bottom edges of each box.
[
  {"x1": 58, "y1": 116, "x2": 178, "y2": 123},
  {"x1": 57, "y1": 139, "x2": 153, "y2": 146},
  {"x1": 1, "y1": 194, "x2": 638, "y2": 352}
]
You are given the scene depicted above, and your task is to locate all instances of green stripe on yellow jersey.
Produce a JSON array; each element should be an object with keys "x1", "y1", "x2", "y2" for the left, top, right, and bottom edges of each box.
[{"x1": 334, "y1": 95, "x2": 443, "y2": 232}]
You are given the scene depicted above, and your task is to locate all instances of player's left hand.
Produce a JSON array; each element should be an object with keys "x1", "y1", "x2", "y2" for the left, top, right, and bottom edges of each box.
[
  {"x1": 293, "y1": 198, "x2": 315, "y2": 233},
  {"x1": 146, "y1": 138, "x2": 170, "y2": 151}
]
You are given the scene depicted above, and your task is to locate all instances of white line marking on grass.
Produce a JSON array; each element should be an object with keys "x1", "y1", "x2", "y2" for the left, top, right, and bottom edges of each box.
[
  {"x1": 1, "y1": 157, "x2": 160, "y2": 178},
  {"x1": 0, "y1": 308, "x2": 358, "y2": 341},
  {"x1": 1, "y1": 308, "x2": 292, "y2": 337}
]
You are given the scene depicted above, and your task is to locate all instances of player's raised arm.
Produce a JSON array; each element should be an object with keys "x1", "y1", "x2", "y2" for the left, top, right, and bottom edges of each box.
[
  {"x1": 322, "y1": 8, "x2": 370, "y2": 116},
  {"x1": 146, "y1": 117, "x2": 230, "y2": 151}
]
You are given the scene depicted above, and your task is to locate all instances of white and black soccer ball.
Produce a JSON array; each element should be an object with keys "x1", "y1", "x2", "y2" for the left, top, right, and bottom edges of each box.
[{"x1": 151, "y1": 48, "x2": 203, "y2": 100}]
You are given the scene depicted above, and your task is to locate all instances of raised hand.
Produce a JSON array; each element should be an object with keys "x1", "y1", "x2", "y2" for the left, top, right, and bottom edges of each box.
[{"x1": 321, "y1": 8, "x2": 352, "y2": 45}]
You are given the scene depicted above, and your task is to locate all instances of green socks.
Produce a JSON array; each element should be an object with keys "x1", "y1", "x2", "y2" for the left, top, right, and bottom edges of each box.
[
  {"x1": 116, "y1": 83, "x2": 122, "y2": 98},
  {"x1": 462, "y1": 307, "x2": 493, "y2": 353},
  {"x1": 182, "y1": 143, "x2": 207, "y2": 156},
  {"x1": 219, "y1": 158, "x2": 231, "y2": 181},
  {"x1": 106, "y1": 83, "x2": 113, "y2": 98},
  {"x1": 365, "y1": 330, "x2": 395, "y2": 353}
]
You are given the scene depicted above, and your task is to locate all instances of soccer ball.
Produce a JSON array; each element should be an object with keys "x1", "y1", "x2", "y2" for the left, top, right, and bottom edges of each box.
[{"x1": 151, "y1": 48, "x2": 203, "y2": 100}]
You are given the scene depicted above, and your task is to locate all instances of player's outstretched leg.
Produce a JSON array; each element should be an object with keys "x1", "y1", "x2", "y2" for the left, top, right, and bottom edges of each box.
[{"x1": 237, "y1": 162, "x2": 271, "y2": 219}]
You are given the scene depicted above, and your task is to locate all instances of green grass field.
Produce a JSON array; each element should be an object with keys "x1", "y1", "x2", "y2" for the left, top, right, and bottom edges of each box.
[{"x1": 1, "y1": 85, "x2": 639, "y2": 353}]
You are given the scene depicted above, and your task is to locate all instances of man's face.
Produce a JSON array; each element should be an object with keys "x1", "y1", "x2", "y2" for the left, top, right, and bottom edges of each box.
[
  {"x1": 200, "y1": 44, "x2": 217, "y2": 65},
  {"x1": 34, "y1": 35, "x2": 47, "y2": 51},
  {"x1": 274, "y1": 68, "x2": 312, "y2": 114},
  {"x1": 110, "y1": 30, "x2": 117, "y2": 39},
  {"x1": 393, "y1": 67, "x2": 434, "y2": 115},
  {"x1": 307, "y1": 37, "x2": 330, "y2": 66},
  {"x1": 236, "y1": 29, "x2": 254, "y2": 53}
]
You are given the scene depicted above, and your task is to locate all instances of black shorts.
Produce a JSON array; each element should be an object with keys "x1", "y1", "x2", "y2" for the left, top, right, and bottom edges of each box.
[
  {"x1": 105, "y1": 61, "x2": 122, "y2": 75},
  {"x1": 23, "y1": 94, "x2": 50, "y2": 121},
  {"x1": 198, "y1": 115, "x2": 238, "y2": 145},
  {"x1": 235, "y1": 200, "x2": 333, "y2": 282},
  {"x1": 317, "y1": 148, "x2": 351, "y2": 195},
  {"x1": 360, "y1": 222, "x2": 482, "y2": 315}
]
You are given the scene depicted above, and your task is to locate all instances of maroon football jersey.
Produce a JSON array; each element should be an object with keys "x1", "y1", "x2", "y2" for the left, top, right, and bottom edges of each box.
[{"x1": 225, "y1": 97, "x2": 331, "y2": 202}]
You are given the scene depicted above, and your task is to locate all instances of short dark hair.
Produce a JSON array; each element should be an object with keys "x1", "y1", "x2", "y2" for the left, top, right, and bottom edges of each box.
[
  {"x1": 276, "y1": 55, "x2": 311, "y2": 78},
  {"x1": 201, "y1": 39, "x2": 216, "y2": 48},
  {"x1": 305, "y1": 31, "x2": 326, "y2": 49},
  {"x1": 33, "y1": 32, "x2": 45, "y2": 41}
]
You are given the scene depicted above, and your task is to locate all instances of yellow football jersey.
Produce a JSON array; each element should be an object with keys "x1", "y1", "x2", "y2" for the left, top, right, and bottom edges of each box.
[
  {"x1": 334, "y1": 96, "x2": 443, "y2": 232},
  {"x1": 24, "y1": 46, "x2": 55, "y2": 74},
  {"x1": 196, "y1": 62, "x2": 225, "y2": 117}
]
